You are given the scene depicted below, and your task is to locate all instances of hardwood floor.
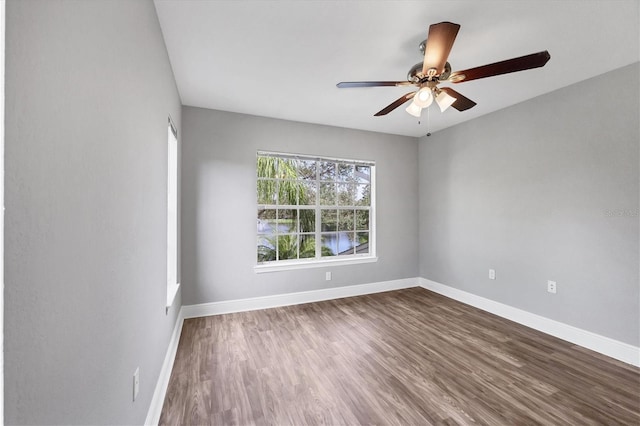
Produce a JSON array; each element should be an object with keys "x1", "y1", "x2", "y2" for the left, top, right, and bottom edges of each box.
[{"x1": 159, "y1": 288, "x2": 640, "y2": 425}]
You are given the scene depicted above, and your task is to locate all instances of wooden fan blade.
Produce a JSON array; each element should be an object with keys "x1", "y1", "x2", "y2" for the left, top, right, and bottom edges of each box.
[
  {"x1": 374, "y1": 92, "x2": 417, "y2": 116},
  {"x1": 337, "y1": 81, "x2": 414, "y2": 88},
  {"x1": 440, "y1": 87, "x2": 477, "y2": 111},
  {"x1": 450, "y1": 50, "x2": 551, "y2": 83},
  {"x1": 422, "y1": 22, "x2": 460, "y2": 77}
]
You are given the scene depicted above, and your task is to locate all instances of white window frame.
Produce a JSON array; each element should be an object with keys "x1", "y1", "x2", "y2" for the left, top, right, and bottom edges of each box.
[
  {"x1": 166, "y1": 117, "x2": 180, "y2": 307},
  {"x1": 255, "y1": 150, "x2": 377, "y2": 273}
]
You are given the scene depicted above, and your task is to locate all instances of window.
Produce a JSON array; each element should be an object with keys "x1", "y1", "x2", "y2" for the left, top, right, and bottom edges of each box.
[
  {"x1": 256, "y1": 151, "x2": 375, "y2": 270},
  {"x1": 166, "y1": 118, "x2": 179, "y2": 306}
]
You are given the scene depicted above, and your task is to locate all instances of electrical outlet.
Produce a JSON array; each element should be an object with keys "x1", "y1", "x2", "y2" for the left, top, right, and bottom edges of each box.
[
  {"x1": 547, "y1": 280, "x2": 557, "y2": 294},
  {"x1": 133, "y1": 367, "x2": 140, "y2": 401},
  {"x1": 489, "y1": 269, "x2": 496, "y2": 280},
  {"x1": 325, "y1": 271, "x2": 332, "y2": 281}
]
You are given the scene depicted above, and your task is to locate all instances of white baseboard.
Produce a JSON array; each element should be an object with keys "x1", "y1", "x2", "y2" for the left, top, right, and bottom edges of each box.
[
  {"x1": 144, "y1": 277, "x2": 417, "y2": 424},
  {"x1": 419, "y1": 278, "x2": 640, "y2": 367},
  {"x1": 145, "y1": 276, "x2": 639, "y2": 424},
  {"x1": 144, "y1": 307, "x2": 185, "y2": 426},
  {"x1": 181, "y1": 277, "x2": 418, "y2": 319}
]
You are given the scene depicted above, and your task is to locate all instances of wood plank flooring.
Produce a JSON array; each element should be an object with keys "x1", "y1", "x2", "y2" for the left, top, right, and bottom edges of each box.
[{"x1": 159, "y1": 288, "x2": 640, "y2": 425}]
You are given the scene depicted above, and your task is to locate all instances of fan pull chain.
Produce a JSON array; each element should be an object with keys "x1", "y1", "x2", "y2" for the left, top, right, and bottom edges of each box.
[{"x1": 417, "y1": 106, "x2": 431, "y2": 136}]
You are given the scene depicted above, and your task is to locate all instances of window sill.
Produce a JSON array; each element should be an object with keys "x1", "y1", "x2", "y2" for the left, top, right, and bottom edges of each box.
[
  {"x1": 166, "y1": 282, "x2": 180, "y2": 313},
  {"x1": 254, "y1": 256, "x2": 378, "y2": 273}
]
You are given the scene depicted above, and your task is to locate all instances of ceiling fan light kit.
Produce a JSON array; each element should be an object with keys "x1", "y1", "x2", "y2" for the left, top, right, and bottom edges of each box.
[
  {"x1": 413, "y1": 87, "x2": 434, "y2": 108},
  {"x1": 404, "y1": 84, "x2": 457, "y2": 117},
  {"x1": 405, "y1": 102, "x2": 422, "y2": 118},
  {"x1": 337, "y1": 21, "x2": 550, "y2": 119},
  {"x1": 435, "y1": 89, "x2": 457, "y2": 112}
]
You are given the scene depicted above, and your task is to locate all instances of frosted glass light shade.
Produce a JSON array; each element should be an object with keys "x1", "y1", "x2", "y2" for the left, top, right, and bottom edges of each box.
[
  {"x1": 405, "y1": 101, "x2": 422, "y2": 117},
  {"x1": 413, "y1": 87, "x2": 433, "y2": 108},
  {"x1": 435, "y1": 90, "x2": 457, "y2": 112}
]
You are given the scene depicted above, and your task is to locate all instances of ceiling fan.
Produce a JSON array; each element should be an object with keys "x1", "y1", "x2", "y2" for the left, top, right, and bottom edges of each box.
[{"x1": 337, "y1": 22, "x2": 550, "y2": 117}]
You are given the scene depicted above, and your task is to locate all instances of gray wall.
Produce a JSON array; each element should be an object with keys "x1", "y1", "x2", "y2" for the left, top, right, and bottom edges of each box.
[
  {"x1": 4, "y1": 1, "x2": 635, "y2": 422},
  {"x1": 419, "y1": 62, "x2": 639, "y2": 346},
  {"x1": 181, "y1": 107, "x2": 418, "y2": 305},
  {"x1": 4, "y1": 0, "x2": 182, "y2": 424}
]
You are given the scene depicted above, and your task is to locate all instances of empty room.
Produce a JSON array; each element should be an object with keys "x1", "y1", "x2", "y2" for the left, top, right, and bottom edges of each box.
[{"x1": 3, "y1": 0, "x2": 639, "y2": 425}]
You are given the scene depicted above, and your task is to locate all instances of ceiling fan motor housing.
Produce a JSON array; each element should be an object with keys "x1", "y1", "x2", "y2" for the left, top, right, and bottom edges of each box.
[
  {"x1": 407, "y1": 62, "x2": 423, "y2": 82},
  {"x1": 407, "y1": 61, "x2": 451, "y2": 82},
  {"x1": 439, "y1": 62, "x2": 452, "y2": 80}
]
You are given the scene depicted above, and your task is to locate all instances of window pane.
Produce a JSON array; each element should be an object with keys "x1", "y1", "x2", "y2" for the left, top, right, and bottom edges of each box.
[
  {"x1": 257, "y1": 236, "x2": 276, "y2": 262},
  {"x1": 355, "y1": 165, "x2": 371, "y2": 183},
  {"x1": 337, "y1": 184, "x2": 355, "y2": 206},
  {"x1": 319, "y1": 182, "x2": 335, "y2": 205},
  {"x1": 356, "y1": 232, "x2": 369, "y2": 254},
  {"x1": 299, "y1": 181, "x2": 316, "y2": 205},
  {"x1": 320, "y1": 161, "x2": 336, "y2": 180},
  {"x1": 277, "y1": 235, "x2": 298, "y2": 260},
  {"x1": 355, "y1": 184, "x2": 370, "y2": 206},
  {"x1": 278, "y1": 180, "x2": 298, "y2": 205},
  {"x1": 296, "y1": 159, "x2": 317, "y2": 181},
  {"x1": 321, "y1": 234, "x2": 337, "y2": 256},
  {"x1": 299, "y1": 209, "x2": 315, "y2": 233},
  {"x1": 321, "y1": 209, "x2": 337, "y2": 232},
  {"x1": 277, "y1": 209, "x2": 297, "y2": 233},
  {"x1": 257, "y1": 209, "x2": 277, "y2": 235},
  {"x1": 276, "y1": 158, "x2": 298, "y2": 179},
  {"x1": 338, "y1": 232, "x2": 356, "y2": 256},
  {"x1": 299, "y1": 234, "x2": 316, "y2": 259},
  {"x1": 257, "y1": 179, "x2": 276, "y2": 204},
  {"x1": 337, "y1": 163, "x2": 355, "y2": 181},
  {"x1": 257, "y1": 156, "x2": 277, "y2": 178},
  {"x1": 355, "y1": 210, "x2": 369, "y2": 231},
  {"x1": 338, "y1": 209, "x2": 354, "y2": 231}
]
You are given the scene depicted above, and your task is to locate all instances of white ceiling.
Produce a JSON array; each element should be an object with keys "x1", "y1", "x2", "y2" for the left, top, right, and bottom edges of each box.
[{"x1": 154, "y1": 0, "x2": 639, "y2": 138}]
